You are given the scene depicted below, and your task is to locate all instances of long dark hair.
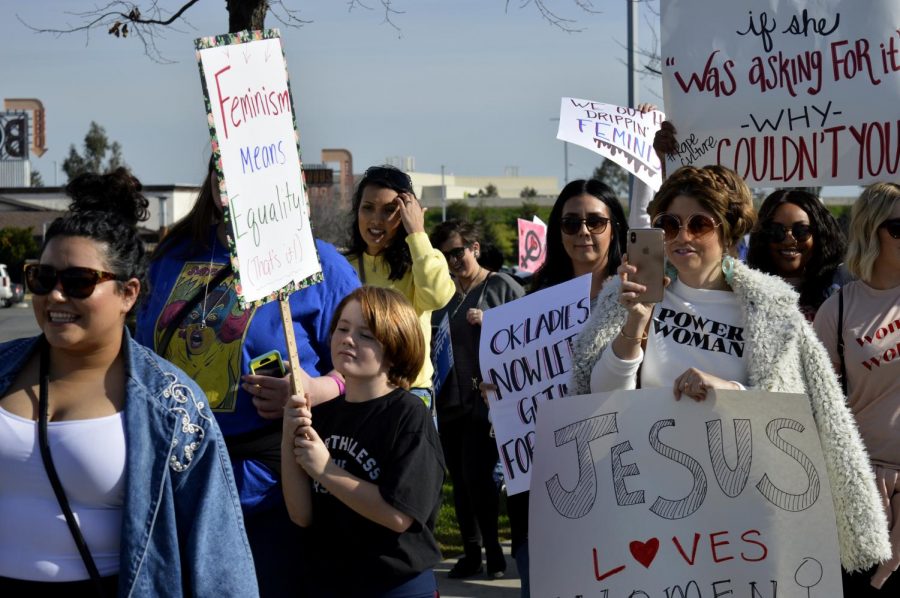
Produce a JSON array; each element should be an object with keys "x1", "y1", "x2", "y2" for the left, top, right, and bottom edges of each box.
[
  {"x1": 45, "y1": 168, "x2": 150, "y2": 311},
  {"x1": 531, "y1": 179, "x2": 627, "y2": 292},
  {"x1": 344, "y1": 165, "x2": 414, "y2": 281},
  {"x1": 152, "y1": 155, "x2": 220, "y2": 260},
  {"x1": 747, "y1": 188, "x2": 846, "y2": 310}
]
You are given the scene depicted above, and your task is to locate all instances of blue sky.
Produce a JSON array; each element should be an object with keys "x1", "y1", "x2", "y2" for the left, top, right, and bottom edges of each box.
[{"x1": 2, "y1": 0, "x2": 663, "y2": 187}]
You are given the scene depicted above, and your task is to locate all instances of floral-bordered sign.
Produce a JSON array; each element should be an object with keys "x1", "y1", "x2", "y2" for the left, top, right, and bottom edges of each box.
[{"x1": 195, "y1": 29, "x2": 322, "y2": 307}]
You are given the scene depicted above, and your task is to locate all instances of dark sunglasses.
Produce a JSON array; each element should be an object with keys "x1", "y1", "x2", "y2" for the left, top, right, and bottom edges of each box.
[
  {"x1": 761, "y1": 222, "x2": 813, "y2": 243},
  {"x1": 560, "y1": 214, "x2": 611, "y2": 235},
  {"x1": 442, "y1": 246, "x2": 469, "y2": 262},
  {"x1": 880, "y1": 218, "x2": 900, "y2": 239},
  {"x1": 363, "y1": 166, "x2": 413, "y2": 193},
  {"x1": 652, "y1": 213, "x2": 721, "y2": 241},
  {"x1": 24, "y1": 264, "x2": 120, "y2": 299}
]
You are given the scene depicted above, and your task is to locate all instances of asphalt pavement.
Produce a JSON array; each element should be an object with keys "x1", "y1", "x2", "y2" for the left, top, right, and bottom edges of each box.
[
  {"x1": 436, "y1": 542, "x2": 522, "y2": 598},
  {"x1": 0, "y1": 298, "x2": 39, "y2": 343}
]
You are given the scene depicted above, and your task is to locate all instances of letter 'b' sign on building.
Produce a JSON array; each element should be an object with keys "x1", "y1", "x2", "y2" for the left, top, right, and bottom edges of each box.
[{"x1": 196, "y1": 30, "x2": 322, "y2": 306}]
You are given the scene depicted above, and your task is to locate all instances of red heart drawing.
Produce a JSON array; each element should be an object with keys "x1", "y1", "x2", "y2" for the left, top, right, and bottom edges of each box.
[{"x1": 629, "y1": 538, "x2": 660, "y2": 568}]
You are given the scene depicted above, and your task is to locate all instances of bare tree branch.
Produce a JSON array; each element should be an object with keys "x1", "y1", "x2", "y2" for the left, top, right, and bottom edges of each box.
[
  {"x1": 18, "y1": 0, "x2": 309, "y2": 63},
  {"x1": 347, "y1": 0, "x2": 405, "y2": 38}
]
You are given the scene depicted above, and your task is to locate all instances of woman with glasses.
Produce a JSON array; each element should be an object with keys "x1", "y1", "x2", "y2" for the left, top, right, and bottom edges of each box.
[
  {"x1": 570, "y1": 164, "x2": 890, "y2": 574},
  {"x1": 0, "y1": 169, "x2": 257, "y2": 596},
  {"x1": 495, "y1": 178, "x2": 629, "y2": 596},
  {"x1": 814, "y1": 183, "x2": 900, "y2": 594},
  {"x1": 135, "y1": 157, "x2": 359, "y2": 597},
  {"x1": 747, "y1": 189, "x2": 848, "y2": 321},
  {"x1": 531, "y1": 179, "x2": 628, "y2": 301},
  {"x1": 429, "y1": 220, "x2": 525, "y2": 580},
  {"x1": 345, "y1": 165, "x2": 454, "y2": 408}
]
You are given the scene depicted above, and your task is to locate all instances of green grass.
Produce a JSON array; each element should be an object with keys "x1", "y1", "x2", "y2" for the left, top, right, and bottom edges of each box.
[{"x1": 434, "y1": 480, "x2": 511, "y2": 557}]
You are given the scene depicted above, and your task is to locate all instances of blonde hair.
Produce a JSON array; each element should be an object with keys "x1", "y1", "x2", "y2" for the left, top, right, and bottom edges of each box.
[
  {"x1": 329, "y1": 286, "x2": 424, "y2": 389},
  {"x1": 846, "y1": 183, "x2": 900, "y2": 282},
  {"x1": 650, "y1": 165, "x2": 757, "y2": 250}
]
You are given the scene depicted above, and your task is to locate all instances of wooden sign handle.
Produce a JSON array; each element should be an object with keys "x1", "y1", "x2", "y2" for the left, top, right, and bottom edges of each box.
[{"x1": 279, "y1": 296, "x2": 305, "y2": 398}]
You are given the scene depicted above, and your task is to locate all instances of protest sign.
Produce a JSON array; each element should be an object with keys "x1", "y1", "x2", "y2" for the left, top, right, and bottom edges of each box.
[
  {"x1": 479, "y1": 274, "x2": 591, "y2": 495},
  {"x1": 530, "y1": 388, "x2": 842, "y2": 598},
  {"x1": 196, "y1": 30, "x2": 321, "y2": 307},
  {"x1": 662, "y1": 0, "x2": 900, "y2": 187},
  {"x1": 557, "y1": 99, "x2": 666, "y2": 191},
  {"x1": 431, "y1": 312, "x2": 453, "y2": 399},
  {"x1": 517, "y1": 217, "x2": 547, "y2": 274}
]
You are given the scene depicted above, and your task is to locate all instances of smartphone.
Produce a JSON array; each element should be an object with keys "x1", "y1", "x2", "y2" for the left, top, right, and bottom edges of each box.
[
  {"x1": 627, "y1": 228, "x2": 666, "y2": 303},
  {"x1": 249, "y1": 350, "x2": 286, "y2": 378}
]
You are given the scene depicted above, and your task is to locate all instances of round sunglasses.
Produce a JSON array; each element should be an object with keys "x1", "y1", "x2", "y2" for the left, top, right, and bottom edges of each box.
[
  {"x1": 761, "y1": 222, "x2": 813, "y2": 243},
  {"x1": 652, "y1": 213, "x2": 721, "y2": 241},
  {"x1": 560, "y1": 214, "x2": 611, "y2": 236},
  {"x1": 879, "y1": 218, "x2": 900, "y2": 239},
  {"x1": 24, "y1": 264, "x2": 121, "y2": 299}
]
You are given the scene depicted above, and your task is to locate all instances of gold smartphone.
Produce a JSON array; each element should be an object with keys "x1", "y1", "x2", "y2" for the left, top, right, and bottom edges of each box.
[{"x1": 627, "y1": 228, "x2": 666, "y2": 303}]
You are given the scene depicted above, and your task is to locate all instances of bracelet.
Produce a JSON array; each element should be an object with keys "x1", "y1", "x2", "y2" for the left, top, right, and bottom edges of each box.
[
  {"x1": 619, "y1": 328, "x2": 648, "y2": 341},
  {"x1": 326, "y1": 373, "x2": 345, "y2": 396}
]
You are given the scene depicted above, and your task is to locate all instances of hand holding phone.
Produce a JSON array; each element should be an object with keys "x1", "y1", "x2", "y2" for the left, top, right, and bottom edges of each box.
[
  {"x1": 249, "y1": 350, "x2": 286, "y2": 378},
  {"x1": 626, "y1": 228, "x2": 665, "y2": 303}
]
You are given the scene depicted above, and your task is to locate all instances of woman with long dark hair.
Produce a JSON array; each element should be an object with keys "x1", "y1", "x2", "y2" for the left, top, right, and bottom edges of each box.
[
  {"x1": 136, "y1": 156, "x2": 360, "y2": 596},
  {"x1": 531, "y1": 178, "x2": 628, "y2": 301},
  {"x1": 344, "y1": 165, "x2": 454, "y2": 407},
  {"x1": 747, "y1": 188, "x2": 848, "y2": 320}
]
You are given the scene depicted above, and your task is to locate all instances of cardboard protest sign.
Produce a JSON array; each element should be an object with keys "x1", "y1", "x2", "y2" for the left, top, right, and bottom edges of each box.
[
  {"x1": 431, "y1": 312, "x2": 453, "y2": 399},
  {"x1": 517, "y1": 217, "x2": 547, "y2": 274},
  {"x1": 479, "y1": 274, "x2": 591, "y2": 495},
  {"x1": 557, "y1": 99, "x2": 666, "y2": 191},
  {"x1": 196, "y1": 30, "x2": 322, "y2": 307},
  {"x1": 662, "y1": 0, "x2": 900, "y2": 187},
  {"x1": 530, "y1": 388, "x2": 842, "y2": 598}
]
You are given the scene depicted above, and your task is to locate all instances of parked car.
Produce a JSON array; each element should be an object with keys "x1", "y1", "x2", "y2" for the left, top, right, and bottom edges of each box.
[{"x1": 0, "y1": 264, "x2": 13, "y2": 308}]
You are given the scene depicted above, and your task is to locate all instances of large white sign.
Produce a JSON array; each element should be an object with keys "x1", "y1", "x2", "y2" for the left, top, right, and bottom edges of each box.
[
  {"x1": 662, "y1": 0, "x2": 900, "y2": 187},
  {"x1": 530, "y1": 389, "x2": 842, "y2": 598},
  {"x1": 479, "y1": 274, "x2": 591, "y2": 496},
  {"x1": 557, "y1": 99, "x2": 666, "y2": 191},
  {"x1": 196, "y1": 30, "x2": 321, "y2": 306}
]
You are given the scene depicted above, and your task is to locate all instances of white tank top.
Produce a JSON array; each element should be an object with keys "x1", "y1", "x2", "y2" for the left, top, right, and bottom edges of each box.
[{"x1": 0, "y1": 406, "x2": 126, "y2": 581}]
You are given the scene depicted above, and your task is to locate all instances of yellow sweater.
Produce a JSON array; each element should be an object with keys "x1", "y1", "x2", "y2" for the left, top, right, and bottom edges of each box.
[{"x1": 347, "y1": 232, "x2": 455, "y2": 391}]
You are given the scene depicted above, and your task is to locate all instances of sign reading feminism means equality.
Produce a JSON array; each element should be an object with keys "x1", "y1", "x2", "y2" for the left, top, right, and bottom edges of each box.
[
  {"x1": 479, "y1": 275, "x2": 591, "y2": 496},
  {"x1": 196, "y1": 30, "x2": 321, "y2": 306},
  {"x1": 529, "y1": 389, "x2": 842, "y2": 598},
  {"x1": 661, "y1": 0, "x2": 900, "y2": 187}
]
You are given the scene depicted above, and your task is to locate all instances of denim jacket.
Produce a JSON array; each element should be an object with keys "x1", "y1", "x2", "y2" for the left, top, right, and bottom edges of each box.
[{"x1": 0, "y1": 333, "x2": 259, "y2": 597}]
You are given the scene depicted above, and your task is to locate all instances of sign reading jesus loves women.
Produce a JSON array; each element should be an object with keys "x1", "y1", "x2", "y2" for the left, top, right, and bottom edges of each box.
[{"x1": 529, "y1": 389, "x2": 842, "y2": 597}]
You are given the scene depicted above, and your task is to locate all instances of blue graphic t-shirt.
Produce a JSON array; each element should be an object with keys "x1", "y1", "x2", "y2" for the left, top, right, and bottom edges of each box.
[{"x1": 136, "y1": 231, "x2": 360, "y2": 509}]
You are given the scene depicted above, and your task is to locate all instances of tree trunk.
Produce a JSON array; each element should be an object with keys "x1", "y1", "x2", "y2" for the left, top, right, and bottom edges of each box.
[{"x1": 226, "y1": 0, "x2": 269, "y2": 32}]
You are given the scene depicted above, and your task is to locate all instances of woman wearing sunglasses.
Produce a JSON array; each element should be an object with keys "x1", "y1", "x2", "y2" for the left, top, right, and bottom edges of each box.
[
  {"x1": 0, "y1": 169, "x2": 257, "y2": 596},
  {"x1": 570, "y1": 165, "x2": 890, "y2": 574},
  {"x1": 429, "y1": 220, "x2": 525, "y2": 580},
  {"x1": 747, "y1": 189, "x2": 848, "y2": 321},
  {"x1": 531, "y1": 178, "x2": 628, "y2": 302},
  {"x1": 814, "y1": 183, "x2": 900, "y2": 594},
  {"x1": 345, "y1": 165, "x2": 454, "y2": 408}
]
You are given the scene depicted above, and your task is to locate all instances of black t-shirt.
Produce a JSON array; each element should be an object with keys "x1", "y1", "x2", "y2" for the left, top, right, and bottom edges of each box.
[{"x1": 306, "y1": 388, "x2": 445, "y2": 596}]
